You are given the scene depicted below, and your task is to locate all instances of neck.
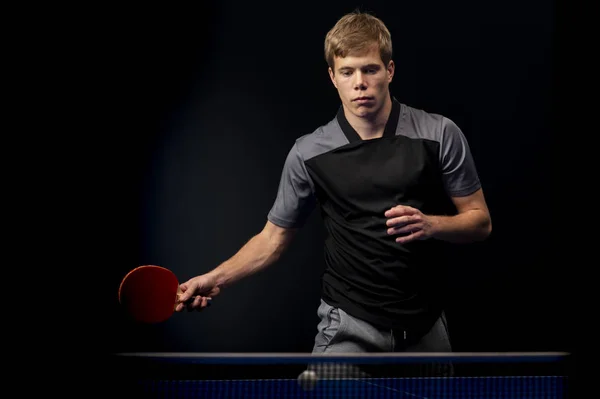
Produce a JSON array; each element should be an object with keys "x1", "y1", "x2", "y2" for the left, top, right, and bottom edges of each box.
[{"x1": 343, "y1": 95, "x2": 393, "y2": 140}]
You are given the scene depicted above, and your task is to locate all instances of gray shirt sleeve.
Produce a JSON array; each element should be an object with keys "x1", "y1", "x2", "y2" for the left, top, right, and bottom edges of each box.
[
  {"x1": 439, "y1": 117, "x2": 482, "y2": 197},
  {"x1": 267, "y1": 141, "x2": 316, "y2": 228}
]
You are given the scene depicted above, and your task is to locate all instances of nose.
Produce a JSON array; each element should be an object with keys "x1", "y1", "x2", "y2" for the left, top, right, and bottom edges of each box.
[{"x1": 353, "y1": 71, "x2": 367, "y2": 90}]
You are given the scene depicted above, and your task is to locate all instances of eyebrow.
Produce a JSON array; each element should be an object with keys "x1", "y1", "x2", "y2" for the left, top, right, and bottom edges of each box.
[{"x1": 338, "y1": 63, "x2": 382, "y2": 72}]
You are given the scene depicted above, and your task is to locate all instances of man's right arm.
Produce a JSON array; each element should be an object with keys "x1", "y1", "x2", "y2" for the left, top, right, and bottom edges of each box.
[
  {"x1": 208, "y1": 220, "x2": 297, "y2": 289},
  {"x1": 176, "y1": 220, "x2": 297, "y2": 311},
  {"x1": 177, "y1": 140, "x2": 313, "y2": 311}
]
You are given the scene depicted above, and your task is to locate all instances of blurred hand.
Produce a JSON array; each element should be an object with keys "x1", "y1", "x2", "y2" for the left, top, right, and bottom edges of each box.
[
  {"x1": 175, "y1": 273, "x2": 221, "y2": 312},
  {"x1": 384, "y1": 205, "x2": 434, "y2": 244}
]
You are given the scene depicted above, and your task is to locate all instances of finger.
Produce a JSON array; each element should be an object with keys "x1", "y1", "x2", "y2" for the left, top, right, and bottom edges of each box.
[
  {"x1": 201, "y1": 297, "x2": 213, "y2": 308},
  {"x1": 384, "y1": 205, "x2": 416, "y2": 218},
  {"x1": 177, "y1": 284, "x2": 193, "y2": 302},
  {"x1": 186, "y1": 295, "x2": 204, "y2": 311},
  {"x1": 178, "y1": 292, "x2": 193, "y2": 303},
  {"x1": 395, "y1": 230, "x2": 422, "y2": 244},
  {"x1": 387, "y1": 224, "x2": 418, "y2": 235},
  {"x1": 385, "y1": 215, "x2": 417, "y2": 228},
  {"x1": 185, "y1": 296, "x2": 212, "y2": 312}
]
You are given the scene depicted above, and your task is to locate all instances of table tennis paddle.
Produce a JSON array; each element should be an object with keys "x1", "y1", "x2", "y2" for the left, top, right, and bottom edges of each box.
[{"x1": 118, "y1": 265, "x2": 187, "y2": 323}]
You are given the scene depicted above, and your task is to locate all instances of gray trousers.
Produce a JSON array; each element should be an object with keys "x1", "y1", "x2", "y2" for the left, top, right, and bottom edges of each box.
[
  {"x1": 309, "y1": 299, "x2": 453, "y2": 377},
  {"x1": 312, "y1": 299, "x2": 452, "y2": 353}
]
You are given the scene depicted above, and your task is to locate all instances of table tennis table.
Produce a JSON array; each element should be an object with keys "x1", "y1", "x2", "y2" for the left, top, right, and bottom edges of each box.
[{"x1": 109, "y1": 352, "x2": 571, "y2": 398}]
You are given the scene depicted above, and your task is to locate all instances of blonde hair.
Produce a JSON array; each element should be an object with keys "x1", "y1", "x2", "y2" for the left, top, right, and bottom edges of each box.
[{"x1": 324, "y1": 11, "x2": 392, "y2": 70}]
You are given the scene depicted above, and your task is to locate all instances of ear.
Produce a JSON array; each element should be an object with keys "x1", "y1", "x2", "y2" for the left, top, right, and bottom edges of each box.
[
  {"x1": 328, "y1": 67, "x2": 338, "y2": 88},
  {"x1": 387, "y1": 60, "x2": 395, "y2": 83}
]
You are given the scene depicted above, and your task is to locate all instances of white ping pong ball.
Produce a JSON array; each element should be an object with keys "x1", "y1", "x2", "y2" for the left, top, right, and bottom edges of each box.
[{"x1": 297, "y1": 369, "x2": 318, "y2": 391}]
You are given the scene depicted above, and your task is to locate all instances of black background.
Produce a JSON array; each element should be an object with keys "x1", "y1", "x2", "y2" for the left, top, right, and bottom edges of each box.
[{"x1": 85, "y1": 0, "x2": 580, "y2": 358}]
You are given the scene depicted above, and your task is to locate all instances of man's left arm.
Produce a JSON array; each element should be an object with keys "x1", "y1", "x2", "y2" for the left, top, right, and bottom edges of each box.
[{"x1": 385, "y1": 188, "x2": 492, "y2": 244}]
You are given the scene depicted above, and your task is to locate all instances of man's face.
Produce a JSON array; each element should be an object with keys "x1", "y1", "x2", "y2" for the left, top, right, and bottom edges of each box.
[{"x1": 329, "y1": 44, "x2": 394, "y2": 119}]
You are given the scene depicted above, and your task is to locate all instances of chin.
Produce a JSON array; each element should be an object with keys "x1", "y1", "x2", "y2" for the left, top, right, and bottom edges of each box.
[{"x1": 354, "y1": 106, "x2": 377, "y2": 118}]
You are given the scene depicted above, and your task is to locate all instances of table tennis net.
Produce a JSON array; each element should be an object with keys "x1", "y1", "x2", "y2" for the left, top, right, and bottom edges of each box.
[{"x1": 110, "y1": 352, "x2": 571, "y2": 398}]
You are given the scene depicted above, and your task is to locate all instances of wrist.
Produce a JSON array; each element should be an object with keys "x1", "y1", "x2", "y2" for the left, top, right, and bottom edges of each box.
[
  {"x1": 207, "y1": 269, "x2": 225, "y2": 288},
  {"x1": 428, "y1": 215, "x2": 445, "y2": 239}
]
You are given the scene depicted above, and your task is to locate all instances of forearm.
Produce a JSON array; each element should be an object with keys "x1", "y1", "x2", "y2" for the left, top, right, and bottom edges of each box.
[
  {"x1": 429, "y1": 209, "x2": 491, "y2": 243},
  {"x1": 208, "y1": 231, "x2": 287, "y2": 288}
]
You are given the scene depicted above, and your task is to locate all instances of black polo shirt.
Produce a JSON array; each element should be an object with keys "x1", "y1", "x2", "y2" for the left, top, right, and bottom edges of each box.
[{"x1": 267, "y1": 98, "x2": 481, "y2": 333}]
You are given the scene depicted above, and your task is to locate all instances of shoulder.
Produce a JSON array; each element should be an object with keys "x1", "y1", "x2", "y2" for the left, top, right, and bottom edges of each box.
[
  {"x1": 403, "y1": 103, "x2": 445, "y2": 124},
  {"x1": 293, "y1": 116, "x2": 344, "y2": 161},
  {"x1": 400, "y1": 102, "x2": 460, "y2": 142}
]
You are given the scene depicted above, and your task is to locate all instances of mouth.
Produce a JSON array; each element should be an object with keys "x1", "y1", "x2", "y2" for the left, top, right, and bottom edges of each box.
[{"x1": 353, "y1": 96, "x2": 374, "y2": 102}]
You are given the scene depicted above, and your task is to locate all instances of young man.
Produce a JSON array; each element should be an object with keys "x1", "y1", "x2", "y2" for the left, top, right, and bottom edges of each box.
[{"x1": 175, "y1": 11, "x2": 491, "y2": 355}]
